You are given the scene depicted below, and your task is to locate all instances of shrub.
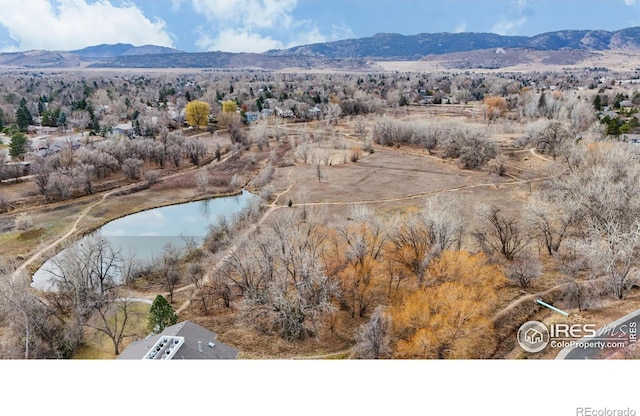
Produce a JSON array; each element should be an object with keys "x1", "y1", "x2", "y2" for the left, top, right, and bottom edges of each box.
[{"x1": 14, "y1": 212, "x2": 33, "y2": 231}]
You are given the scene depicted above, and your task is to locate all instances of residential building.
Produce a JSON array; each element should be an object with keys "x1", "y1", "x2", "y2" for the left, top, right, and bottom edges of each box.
[{"x1": 118, "y1": 320, "x2": 239, "y2": 360}]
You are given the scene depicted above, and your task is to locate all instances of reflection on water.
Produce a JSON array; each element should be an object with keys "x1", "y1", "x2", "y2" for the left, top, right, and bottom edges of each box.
[
  {"x1": 199, "y1": 197, "x2": 211, "y2": 217},
  {"x1": 32, "y1": 191, "x2": 257, "y2": 291}
]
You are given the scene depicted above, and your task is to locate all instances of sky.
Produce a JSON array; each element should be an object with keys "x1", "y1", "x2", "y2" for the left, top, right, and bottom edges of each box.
[{"x1": 1, "y1": 0, "x2": 640, "y2": 53}]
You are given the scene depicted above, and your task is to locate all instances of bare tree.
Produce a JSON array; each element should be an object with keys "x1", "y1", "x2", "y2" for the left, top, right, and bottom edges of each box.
[
  {"x1": 388, "y1": 211, "x2": 432, "y2": 285},
  {"x1": 195, "y1": 170, "x2": 209, "y2": 192},
  {"x1": 525, "y1": 195, "x2": 576, "y2": 256},
  {"x1": 85, "y1": 295, "x2": 140, "y2": 355},
  {"x1": 187, "y1": 262, "x2": 210, "y2": 314},
  {"x1": 354, "y1": 116, "x2": 368, "y2": 141},
  {"x1": 563, "y1": 277, "x2": 602, "y2": 312},
  {"x1": 506, "y1": 251, "x2": 543, "y2": 289},
  {"x1": 580, "y1": 220, "x2": 640, "y2": 299},
  {"x1": 159, "y1": 243, "x2": 181, "y2": 303},
  {"x1": 221, "y1": 210, "x2": 338, "y2": 340},
  {"x1": 333, "y1": 206, "x2": 389, "y2": 316},
  {"x1": 458, "y1": 135, "x2": 497, "y2": 170},
  {"x1": 45, "y1": 171, "x2": 74, "y2": 200},
  {"x1": 355, "y1": 305, "x2": 392, "y2": 359},
  {"x1": 14, "y1": 212, "x2": 33, "y2": 231},
  {"x1": 122, "y1": 158, "x2": 144, "y2": 180},
  {"x1": 535, "y1": 121, "x2": 571, "y2": 160},
  {"x1": 294, "y1": 142, "x2": 311, "y2": 164},
  {"x1": 473, "y1": 205, "x2": 530, "y2": 261},
  {"x1": 315, "y1": 162, "x2": 324, "y2": 183},
  {"x1": 228, "y1": 117, "x2": 249, "y2": 147},
  {"x1": 45, "y1": 235, "x2": 122, "y2": 354},
  {"x1": 185, "y1": 137, "x2": 207, "y2": 165},
  {"x1": 0, "y1": 268, "x2": 60, "y2": 359},
  {"x1": 31, "y1": 156, "x2": 51, "y2": 196}
]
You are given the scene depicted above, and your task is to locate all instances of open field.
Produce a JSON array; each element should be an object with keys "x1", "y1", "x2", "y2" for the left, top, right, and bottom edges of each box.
[{"x1": 375, "y1": 50, "x2": 640, "y2": 73}]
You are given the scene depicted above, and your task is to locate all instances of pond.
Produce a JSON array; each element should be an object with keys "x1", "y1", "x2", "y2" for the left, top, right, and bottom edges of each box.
[{"x1": 31, "y1": 190, "x2": 259, "y2": 291}]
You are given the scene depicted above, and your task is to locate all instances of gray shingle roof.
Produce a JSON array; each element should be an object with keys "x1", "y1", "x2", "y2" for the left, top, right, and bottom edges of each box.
[{"x1": 117, "y1": 320, "x2": 238, "y2": 360}]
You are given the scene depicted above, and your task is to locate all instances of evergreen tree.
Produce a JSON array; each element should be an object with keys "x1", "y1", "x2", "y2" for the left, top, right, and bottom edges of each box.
[
  {"x1": 9, "y1": 132, "x2": 28, "y2": 160},
  {"x1": 16, "y1": 98, "x2": 32, "y2": 132},
  {"x1": 147, "y1": 295, "x2": 178, "y2": 334},
  {"x1": 57, "y1": 111, "x2": 67, "y2": 131},
  {"x1": 537, "y1": 92, "x2": 547, "y2": 116},
  {"x1": 593, "y1": 94, "x2": 602, "y2": 111}
]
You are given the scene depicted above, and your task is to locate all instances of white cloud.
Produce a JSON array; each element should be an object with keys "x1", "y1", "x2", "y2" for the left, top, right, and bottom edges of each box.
[
  {"x1": 490, "y1": 0, "x2": 535, "y2": 35},
  {"x1": 192, "y1": 0, "x2": 297, "y2": 29},
  {"x1": 624, "y1": 0, "x2": 638, "y2": 6},
  {"x1": 454, "y1": 21, "x2": 468, "y2": 33},
  {"x1": 196, "y1": 28, "x2": 284, "y2": 53},
  {"x1": 491, "y1": 17, "x2": 528, "y2": 35},
  {"x1": 190, "y1": 0, "x2": 351, "y2": 53},
  {"x1": 287, "y1": 24, "x2": 355, "y2": 48},
  {"x1": 0, "y1": 0, "x2": 174, "y2": 51}
]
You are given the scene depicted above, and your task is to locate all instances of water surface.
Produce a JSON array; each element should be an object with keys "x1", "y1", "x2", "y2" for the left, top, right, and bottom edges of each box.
[{"x1": 32, "y1": 191, "x2": 257, "y2": 291}]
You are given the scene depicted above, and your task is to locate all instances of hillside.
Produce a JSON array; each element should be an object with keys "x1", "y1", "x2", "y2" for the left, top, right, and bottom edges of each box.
[
  {"x1": 88, "y1": 52, "x2": 373, "y2": 70},
  {"x1": 268, "y1": 27, "x2": 640, "y2": 60},
  {"x1": 1, "y1": 27, "x2": 640, "y2": 70},
  {"x1": 72, "y1": 43, "x2": 182, "y2": 59}
]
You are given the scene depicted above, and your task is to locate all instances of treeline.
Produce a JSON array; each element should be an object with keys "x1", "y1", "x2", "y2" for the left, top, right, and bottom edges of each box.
[{"x1": 28, "y1": 132, "x2": 207, "y2": 201}]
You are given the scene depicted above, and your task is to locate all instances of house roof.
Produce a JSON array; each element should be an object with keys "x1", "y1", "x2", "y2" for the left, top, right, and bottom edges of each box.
[{"x1": 117, "y1": 320, "x2": 238, "y2": 360}]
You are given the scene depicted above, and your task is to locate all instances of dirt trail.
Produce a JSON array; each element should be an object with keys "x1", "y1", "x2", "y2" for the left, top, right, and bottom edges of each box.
[
  {"x1": 175, "y1": 167, "x2": 298, "y2": 314},
  {"x1": 529, "y1": 148, "x2": 554, "y2": 163},
  {"x1": 12, "y1": 188, "x2": 118, "y2": 280},
  {"x1": 493, "y1": 283, "x2": 568, "y2": 323}
]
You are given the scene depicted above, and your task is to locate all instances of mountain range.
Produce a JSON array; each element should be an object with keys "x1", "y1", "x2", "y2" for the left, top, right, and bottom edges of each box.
[{"x1": 2, "y1": 27, "x2": 640, "y2": 69}]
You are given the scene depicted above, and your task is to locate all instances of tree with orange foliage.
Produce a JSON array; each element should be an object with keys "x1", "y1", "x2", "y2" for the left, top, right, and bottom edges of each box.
[
  {"x1": 391, "y1": 250, "x2": 506, "y2": 359},
  {"x1": 387, "y1": 201, "x2": 464, "y2": 287},
  {"x1": 483, "y1": 95, "x2": 507, "y2": 122},
  {"x1": 328, "y1": 207, "x2": 389, "y2": 318}
]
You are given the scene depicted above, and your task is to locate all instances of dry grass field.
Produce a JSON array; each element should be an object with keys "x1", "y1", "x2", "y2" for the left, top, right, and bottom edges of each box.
[{"x1": 375, "y1": 50, "x2": 640, "y2": 73}]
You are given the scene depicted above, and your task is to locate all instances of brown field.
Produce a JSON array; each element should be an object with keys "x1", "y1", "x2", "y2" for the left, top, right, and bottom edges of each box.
[{"x1": 375, "y1": 50, "x2": 640, "y2": 73}]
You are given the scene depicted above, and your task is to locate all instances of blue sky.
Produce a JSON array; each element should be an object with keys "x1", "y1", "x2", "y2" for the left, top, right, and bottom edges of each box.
[{"x1": 0, "y1": 0, "x2": 639, "y2": 53}]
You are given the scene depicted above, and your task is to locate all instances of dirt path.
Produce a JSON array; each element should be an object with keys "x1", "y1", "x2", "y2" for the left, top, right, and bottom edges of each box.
[
  {"x1": 12, "y1": 188, "x2": 118, "y2": 280},
  {"x1": 175, "y1": 167, "x2": 298, "y2": 314},
  {"x1": 493, "y1": 283, "x2": 568, "y2": 323},
  {"x1": 529, "y1": 148, "x2": 554, "y2": 163},
  {"x1": 298, "y1": 175, "x2": 546, "y2": 207},
  {"x1": 289, "y1": 347, "x2": 356, "y2": 360}
]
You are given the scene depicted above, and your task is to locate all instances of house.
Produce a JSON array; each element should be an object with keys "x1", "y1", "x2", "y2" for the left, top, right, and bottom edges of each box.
[
  {"x1": 245, "y1": 111, "x2": 260, "y2": 123},
  {"x1": 308, "y1": 106, "x2": 322, "y2": 118},
  {"x1": 622, "y1": 134, "x2": 640, "y2": 143},
  {"x1": 113, "y1": 122, "x2": 134, "y2": 137},
  {"x1": 274, "y1": 106, "x2": 294, "y2": 118},
  {"x1": 117, "y1": 320, "x2": 239, "y2": 360}
]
